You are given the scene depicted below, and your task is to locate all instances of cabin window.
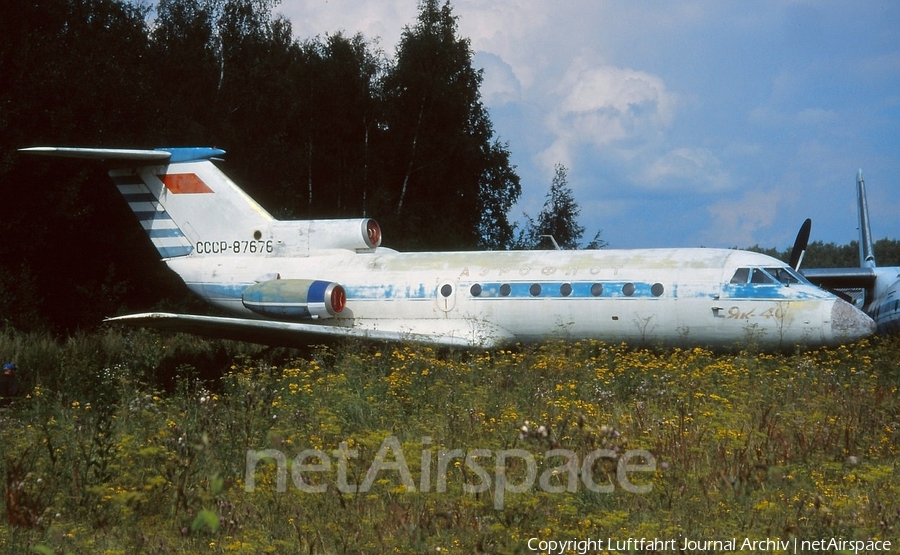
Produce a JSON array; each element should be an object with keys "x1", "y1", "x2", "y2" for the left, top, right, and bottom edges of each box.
[
  {"x1": 440, "y1": 284, "x2": 453, "y2": 297},
  {"x1": 651, "y1": 283, "x2": 664, "y2": 297},
  {"x1": 622, "y1": 283, "x2": 635, "y2": 296},
  {"x1": 730, "y1": 268, "x2": 750, "y2": 283},
  {"x1": 591, "y1": 283, "x2": 603, "y2": 296},
  {"x1": 470, "y1": 284, "x2": 482, "y2": 297},
  {"x1": 530, "y1": 283, "x2": 542, "y2": 296},
  {"x1": 500, "y1": 283, "x2": 511, "y2": 297},
  {"x1": 560, "y1": 283, "x2": 573, "y2": 297}
]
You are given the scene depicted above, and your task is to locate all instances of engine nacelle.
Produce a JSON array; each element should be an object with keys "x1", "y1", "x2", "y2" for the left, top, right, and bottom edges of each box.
[
  {"x1": 307, "y1": 218, "x2": 382, "y2": 251},
  {"x1": 242, "y1": 279, "x2": 346, "y2": 320}
]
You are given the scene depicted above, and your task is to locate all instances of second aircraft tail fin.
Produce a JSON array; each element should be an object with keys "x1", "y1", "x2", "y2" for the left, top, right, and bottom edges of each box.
[{"x1": 856, "y1": 169, "x2": 876, "y2": 269}]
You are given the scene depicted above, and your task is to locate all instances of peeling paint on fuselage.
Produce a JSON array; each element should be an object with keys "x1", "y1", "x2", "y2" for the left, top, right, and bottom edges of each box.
[{"x1": 165, "y1": 246, "x2": 863, "y2": 349}]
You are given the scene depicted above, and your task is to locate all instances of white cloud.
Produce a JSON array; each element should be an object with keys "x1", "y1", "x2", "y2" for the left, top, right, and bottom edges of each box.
[
  {"x1": 278, "y1": 0, "x2": 416, "y2": 52},
  {"x1": 454, "y1": 1, "x2": 545, "y2": 53},
  {"x1": 456, "y1": 1, "x2": 590, "y2": 90},
  {"x1": 559, "y1": 64, "x2": 675, "y2": 125},
  {"x1": 537, "y1": 60, "x2": 677, "y2": 172},
  {"x1": 642, "y1": 148, "x2": 731, "y2": 192},
  {"x1": 702, "y1": 189, "x2": 784, "y2": 247},
  {"x1": 274, "y1": 0, "x2": 900, "y2": 249},
  {"x1": 472, "y1": 52, "x2": 521, "y2": 106}
]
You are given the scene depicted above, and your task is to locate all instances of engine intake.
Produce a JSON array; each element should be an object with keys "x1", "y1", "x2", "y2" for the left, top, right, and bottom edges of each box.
[{"x1": 242, "y1": 279, "x2": 346, "y2": 320}]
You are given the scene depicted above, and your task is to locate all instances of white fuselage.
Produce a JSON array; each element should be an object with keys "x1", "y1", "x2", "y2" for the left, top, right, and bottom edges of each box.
[
  {"x1": 167, "y1": 246, "x2": 873, "y2": 350},
  {"x1": 865, "y1": 268, "x2": 900, "y2": 334},
  {"x1": 21, "y1": 146, "x2": 876, "y2": 350}
]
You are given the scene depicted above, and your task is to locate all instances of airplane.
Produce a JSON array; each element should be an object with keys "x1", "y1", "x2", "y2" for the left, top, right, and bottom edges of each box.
[
  {"x1": 801, "y1": 170, "x2": 900, "y2": 334},
  {"x1": 20, "y1": 146, "x2": 874, "y2": 350}
]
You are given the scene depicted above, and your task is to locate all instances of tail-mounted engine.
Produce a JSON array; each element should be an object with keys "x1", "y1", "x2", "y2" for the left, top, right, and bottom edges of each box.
[
  {"x1": 269, "y1": 218, "x2": 382, "y2": 256},
  {"x1": 307, "y1": 218, "x2": 382, "y2": 251},
  {"x1": 242, "y1": 279, "x2": 346, "y2": 319}
]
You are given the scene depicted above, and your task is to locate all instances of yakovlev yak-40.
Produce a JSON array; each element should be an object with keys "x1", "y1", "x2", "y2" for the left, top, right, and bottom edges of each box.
[{"x1": 21, "y1": 147, "x2": 874, "y2": 350}]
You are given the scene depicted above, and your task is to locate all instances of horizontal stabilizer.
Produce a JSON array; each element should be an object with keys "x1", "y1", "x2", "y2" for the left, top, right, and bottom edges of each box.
[
  {"x1": 802, "y1": 267, "x2": 877, "y2": 289},
  {"x1": 105, "y1": 313, "x2": 511, "y2": 348},
  {"x1": 20, "y1": 146, "x2": 226, "y2": 163}
]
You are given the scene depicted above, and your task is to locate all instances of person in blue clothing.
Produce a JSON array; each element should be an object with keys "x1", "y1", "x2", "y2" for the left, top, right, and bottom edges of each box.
[{"x1": 0, "y1": 362, "x2": 20, "y2": 405}]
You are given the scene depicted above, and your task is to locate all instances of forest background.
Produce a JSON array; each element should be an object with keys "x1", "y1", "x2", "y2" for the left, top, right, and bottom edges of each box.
[
  {"x1": 1, "y1": 2, "x2": 898, "y2": 553},
  {"x1": 1, "y1": 0, "x2": 899, "y2": 336}
]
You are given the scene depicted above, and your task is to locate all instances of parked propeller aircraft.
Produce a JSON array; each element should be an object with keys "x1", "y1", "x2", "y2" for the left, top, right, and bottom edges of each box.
[
  {"x1": 801, "y1": 170, "x2": 900, "y2": 334},
  {"x1": 21, "y1": 146, "x2": 875, "y2": 350}
]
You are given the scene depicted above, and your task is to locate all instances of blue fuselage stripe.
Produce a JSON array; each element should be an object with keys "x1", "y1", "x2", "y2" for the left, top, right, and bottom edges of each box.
[
  {"x1": 721, "y1": 284, "x2": 820, "y2": 300},
  {"x1": 194, "y1": 280, "x2": 824, "y2": 303},
  {"x1": 468, "y1": 281, "x2": 660, "y2": 299}
]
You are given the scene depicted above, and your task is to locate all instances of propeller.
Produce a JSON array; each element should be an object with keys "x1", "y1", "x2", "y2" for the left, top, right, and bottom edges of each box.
[
  {"x1": 788, "y1": 218, "x2": 858, "y2": 304},
  {"x1": 789, "y1": 218, "x2": 811, "y2": 271}
]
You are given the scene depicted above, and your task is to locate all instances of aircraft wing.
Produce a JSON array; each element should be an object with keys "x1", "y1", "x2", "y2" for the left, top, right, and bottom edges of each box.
[
  {"x1": 104, "y1": 313, "x2": 512, "y2": 348},
  {"x1": 801, "y1": 267, "x2": 877, "y2": 289}
]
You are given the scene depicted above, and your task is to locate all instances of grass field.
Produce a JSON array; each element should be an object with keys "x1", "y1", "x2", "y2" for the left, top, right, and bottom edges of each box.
[{"x1": 1, "y1": 327, "x2": 898, "y2": 554}]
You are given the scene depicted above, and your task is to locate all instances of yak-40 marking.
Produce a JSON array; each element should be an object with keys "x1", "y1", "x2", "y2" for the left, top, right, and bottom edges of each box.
[{"x1": 21, "y1": 146, "x2": 874, "y2": 350}]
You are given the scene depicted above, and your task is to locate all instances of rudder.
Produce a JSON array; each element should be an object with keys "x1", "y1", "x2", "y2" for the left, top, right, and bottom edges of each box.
[
  {"x1": 111, "y1": 167, "x2": 196, "y2": 258},
  {"x1": 110, "y1": 156, "x2": 274, "y2": 258},
  {"x1": 21, "y1": 146, "x2": 274, "y2": 259}
]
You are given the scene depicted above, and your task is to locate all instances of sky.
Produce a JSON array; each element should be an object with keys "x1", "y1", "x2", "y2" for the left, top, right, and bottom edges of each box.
[{"x1": 277, "y1": 0, "x2": 900, "y2": 250}]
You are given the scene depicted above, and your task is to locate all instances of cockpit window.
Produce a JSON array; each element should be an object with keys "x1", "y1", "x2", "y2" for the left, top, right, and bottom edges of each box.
[
  {"x1": 729, "y1": 268, "x2": 750, "y2": 284},
  {"x1": 750, "y1": 269, "x2": 775, "y2": 284},
  {"x1": 765, "y1": 267, "x2": 808, "y2": 286},
  {"x1": 730, "y1": 266, "x2": 811, "y2": 287}
]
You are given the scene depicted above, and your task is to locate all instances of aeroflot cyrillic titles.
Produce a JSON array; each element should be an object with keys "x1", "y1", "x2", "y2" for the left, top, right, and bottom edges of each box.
[{"x1": 21, "y1": 146, "x2": 875, "y2": 350}]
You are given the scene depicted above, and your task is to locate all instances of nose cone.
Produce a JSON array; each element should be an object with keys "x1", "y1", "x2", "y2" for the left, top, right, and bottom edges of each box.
[{"x1": 829, "y1": 299, "x2": 876, "y2": 344}]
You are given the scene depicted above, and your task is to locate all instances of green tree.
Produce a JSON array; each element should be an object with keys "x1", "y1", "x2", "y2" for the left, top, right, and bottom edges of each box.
[
  {"x1": 149, "y1": 0, "x2": 221, "y2": 141},
  {"x1": 381, "y1": 0, "x2": 519, "y2": 249},
  {"x1": 747, "y1": 239, "x2": 900, "y2": 269},
  {"x1": 0, "y1": 0, "x2": 161, "y2": 332},
  {"x1": 289, "y1": 33, "x2": 387, "y2": 219},
  {"x1": 476, "y1": 140, "x2": 521, "y2": 249},
  {"x1": 516, "y1": 164, "x2": 605, "y2": 250},
  {"x1": 0, "y1": 0, "x2": 523, "y2": 331}
]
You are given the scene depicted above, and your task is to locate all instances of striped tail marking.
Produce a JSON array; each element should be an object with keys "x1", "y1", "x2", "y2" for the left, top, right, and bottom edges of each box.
[{"x1": 112, "y1": 169, "x2": 200, "y2": 258}]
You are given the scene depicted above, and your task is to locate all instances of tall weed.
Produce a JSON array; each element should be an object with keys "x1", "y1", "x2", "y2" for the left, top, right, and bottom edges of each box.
[{"x1": 0, "y1": 329, "x2": 897, "y2": 553}]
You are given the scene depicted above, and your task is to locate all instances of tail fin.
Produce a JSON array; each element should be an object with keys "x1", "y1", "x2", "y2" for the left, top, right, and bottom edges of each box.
[
  {"x1": 857, "y1": 169, "x2": 876, "y2": 268},
  {"x1": 20, "y1": 147, "x2": 273, "y2": 259}
]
